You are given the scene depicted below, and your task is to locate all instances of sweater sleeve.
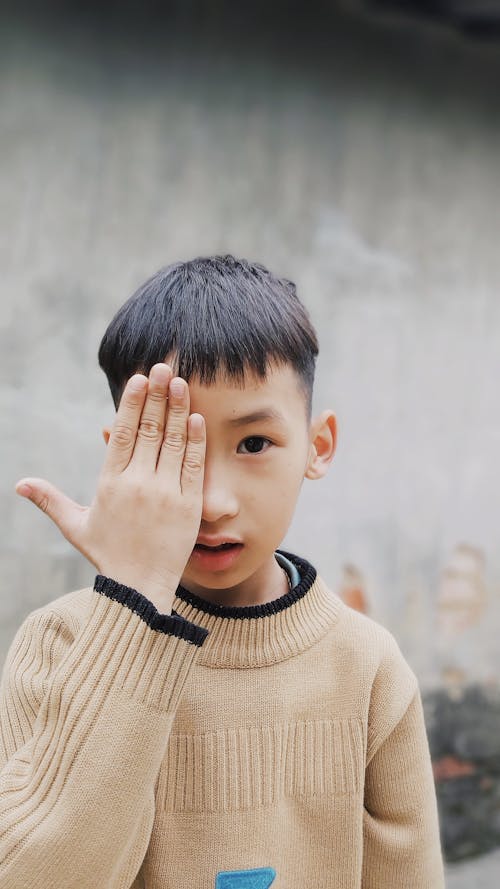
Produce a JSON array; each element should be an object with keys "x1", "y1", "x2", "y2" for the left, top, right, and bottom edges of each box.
[
  {"x1": 362, "y1": 642, "x2": 445, "y2": 889},
  {"x1": 0, "y1": 577, "x2": 209, "y2": 889}
]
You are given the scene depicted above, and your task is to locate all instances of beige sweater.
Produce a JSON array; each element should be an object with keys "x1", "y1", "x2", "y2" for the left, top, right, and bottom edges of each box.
[{"x1": 0, "y1": 550, "x2": 445, "y2": 888}]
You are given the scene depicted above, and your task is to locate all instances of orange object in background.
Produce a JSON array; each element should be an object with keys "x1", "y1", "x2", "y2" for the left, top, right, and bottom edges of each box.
[{"x1": 339, "y1": 564, "x2": 369, "y2": 614}]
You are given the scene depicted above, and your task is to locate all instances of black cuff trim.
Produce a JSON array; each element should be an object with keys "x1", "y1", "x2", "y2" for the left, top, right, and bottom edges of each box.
[
  {"x1": 173, "y1": 550, "x2": 317, "y2": 620},
  {"x1": 94, "y1": 575, "x2": 209, "y2": 646}
]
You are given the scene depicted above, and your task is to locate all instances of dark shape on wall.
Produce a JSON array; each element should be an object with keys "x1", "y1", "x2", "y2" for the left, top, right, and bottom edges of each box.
[{"x1": 423, "y1": 683, "x2": 500, "y2": 861}]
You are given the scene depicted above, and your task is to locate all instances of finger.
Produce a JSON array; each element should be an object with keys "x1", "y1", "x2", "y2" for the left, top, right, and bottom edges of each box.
[
  {"x1": 102, "y1": 374, "x2": 148, "y2": 475},
  {"x1": 132, "y1": 363, "x2": 173, "y2": 469},
  {"x1": 180, "y1": 414, "x2": 206, "y2": 495},
  {"x1": 15, "y1": 477, "x2": 85, "y2": 546},
  {"x1": 156, "y1": 376, "x2": 190, "y2": 481}
]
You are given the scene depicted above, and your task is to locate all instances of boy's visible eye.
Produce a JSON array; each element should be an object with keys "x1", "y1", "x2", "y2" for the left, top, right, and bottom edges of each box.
[{"x1": 237, "y1": 436, "x2": 272, "y2": 455}]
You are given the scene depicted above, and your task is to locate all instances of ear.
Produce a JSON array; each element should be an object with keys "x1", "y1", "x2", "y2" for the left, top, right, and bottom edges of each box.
[
  {"x1": 102, "y1": 426, "x2": 111, "y2": 446},
  {"x1": 304, "y1": 410, "x2": 337, "y2": 480}
]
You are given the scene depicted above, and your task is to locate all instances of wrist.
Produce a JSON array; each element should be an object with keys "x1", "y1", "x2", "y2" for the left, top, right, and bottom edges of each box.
[
  {"x1": 94, "y1": 574, "x2": 209, "y2": 646},
  {"x1": 95, "y1": 571, "x2": 179, "y2": 614}
]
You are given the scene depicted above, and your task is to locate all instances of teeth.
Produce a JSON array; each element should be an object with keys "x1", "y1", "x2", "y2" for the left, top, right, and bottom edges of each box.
[{"x1": 198, "y1": 543, "x2": 234, "y2": 550}]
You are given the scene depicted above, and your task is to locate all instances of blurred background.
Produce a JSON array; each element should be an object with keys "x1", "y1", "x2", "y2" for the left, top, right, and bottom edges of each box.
[{"x1": 1, "y1": 0, "x2": 500, "y2": 884}]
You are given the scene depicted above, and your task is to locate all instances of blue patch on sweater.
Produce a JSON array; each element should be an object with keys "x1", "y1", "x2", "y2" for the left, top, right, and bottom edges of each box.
[{"x1": 215, "y1": 867, "x2": 276, "y2": 887}]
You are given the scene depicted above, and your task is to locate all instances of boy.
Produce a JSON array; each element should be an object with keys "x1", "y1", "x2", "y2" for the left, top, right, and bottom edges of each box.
[{"x1": 1, "y1": 255, "x2": 445, "y2": 887}]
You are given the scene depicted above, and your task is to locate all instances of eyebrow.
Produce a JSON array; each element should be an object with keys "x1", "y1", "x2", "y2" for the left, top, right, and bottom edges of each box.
[{"x1": 225, "y1": 408, "x2": 287, "y2": 427}]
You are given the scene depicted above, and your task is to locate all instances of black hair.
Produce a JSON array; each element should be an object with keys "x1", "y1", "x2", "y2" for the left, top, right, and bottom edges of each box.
[{"x1": 98, "y1": 255, "x2": 319, "y2": 422}]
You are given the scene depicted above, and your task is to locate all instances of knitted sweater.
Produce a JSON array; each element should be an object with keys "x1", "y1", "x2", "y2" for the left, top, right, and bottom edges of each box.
[{"x1": 0, "y1": 550, "x2": 445, "y2": 889}]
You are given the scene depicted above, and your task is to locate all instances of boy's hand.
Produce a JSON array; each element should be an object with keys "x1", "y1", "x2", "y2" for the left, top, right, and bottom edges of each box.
[{"x1": 15, "y1": 364, "x2": 206, "y2": 613}]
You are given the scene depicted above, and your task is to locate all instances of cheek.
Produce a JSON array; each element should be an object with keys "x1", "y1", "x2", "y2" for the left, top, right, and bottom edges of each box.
[
  {"x1": 263, "y1": 470, "x2": 303, "y2": 515},
  {"x1": 239, "y1": 447, "x2": 306, "y2": 500}
]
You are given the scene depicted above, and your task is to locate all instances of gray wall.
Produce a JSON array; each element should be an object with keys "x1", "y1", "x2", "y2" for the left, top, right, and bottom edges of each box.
[{"x1": 1, "y1": 3, "x2": 499, "y2": 876}]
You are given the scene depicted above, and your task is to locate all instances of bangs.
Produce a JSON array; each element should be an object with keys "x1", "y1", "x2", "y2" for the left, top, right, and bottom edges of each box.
[{"x1": 98, "y1": 256, "x2": 318, "y2": 417}]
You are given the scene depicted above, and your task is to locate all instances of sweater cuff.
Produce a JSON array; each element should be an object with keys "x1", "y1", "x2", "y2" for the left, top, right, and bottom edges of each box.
[{"x1": 94, "y1": 574, "x2": 209, "y2": 647}]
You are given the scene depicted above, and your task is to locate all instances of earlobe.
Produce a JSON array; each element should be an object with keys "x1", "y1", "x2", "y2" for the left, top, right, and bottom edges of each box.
[{"x1": 304, "y1": 411, "x2": 337, "y2": 480}]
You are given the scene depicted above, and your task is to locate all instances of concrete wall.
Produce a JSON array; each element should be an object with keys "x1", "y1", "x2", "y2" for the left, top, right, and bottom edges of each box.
[{"x1": 1, "y1": 2, "x2": 499, "y2": 874}]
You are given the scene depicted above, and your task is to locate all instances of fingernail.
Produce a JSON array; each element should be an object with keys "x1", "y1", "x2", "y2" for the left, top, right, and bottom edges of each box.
[
  {"x1": 190, "y1": 414, "x2": 204, "y2": 433},
  {"x1": 16, "y1": 483, "x2": 32, "y2": 497},
  {"x1": 130, "y1": 376, "x2": 147, "y2": 391},
  {"x1": 170, "y1": 379, "x2": 184, "y2": 397}
]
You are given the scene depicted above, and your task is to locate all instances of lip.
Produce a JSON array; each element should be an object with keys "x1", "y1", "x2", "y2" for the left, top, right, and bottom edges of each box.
[
  {"x1": 191, "y1": 542, "x2": 244, "y2": 572},
  {"x1": 195, "y1": 535, "x2": 243, "y2": 546}
]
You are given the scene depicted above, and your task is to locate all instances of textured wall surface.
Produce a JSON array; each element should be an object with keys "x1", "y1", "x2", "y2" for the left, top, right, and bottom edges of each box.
[{"x1": 1, "y1": 2, "x2": 499, "y2": 876}]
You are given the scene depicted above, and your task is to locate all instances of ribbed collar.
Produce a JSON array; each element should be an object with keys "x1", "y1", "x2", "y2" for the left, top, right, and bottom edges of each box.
[{"x1": 172, "y1": 550, "x2": 343, "y2": 668}]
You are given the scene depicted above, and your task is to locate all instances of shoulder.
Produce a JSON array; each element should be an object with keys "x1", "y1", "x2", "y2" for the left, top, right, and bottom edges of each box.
[
  {"x1": 0, "y1": 586, "x2": 95, "y2": 763},
  {"x1": 345, "y1": 611, "x2": 419, "y2": 760},
  {"x1": 0, "y1": 587, "x2": 92, "y2": 732},
  {"x1": 16, "y1": 587, "x2": 93, "y2": 641},
  {"x1": 347, "y1": 605, "x2": 412, "y2": 666},
  {"x1": 26, "y1": 585, "x2": 95, "y2": 631},
  {"x1": 323, "y1": 579, "x2": 414, "y2": 677},
  {"x1": 318, "y1": 578, "x2": 419, "y2": 756},
  {"x1": 1, "y1": 586, "x2": 95, "y2": 678}
]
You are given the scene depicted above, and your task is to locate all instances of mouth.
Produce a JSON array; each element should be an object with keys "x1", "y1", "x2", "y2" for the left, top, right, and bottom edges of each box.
[
  {"x1": 195, "y1": 542, "x2": 239, "y2": 551},
  {"x1": 191, "y1": 542, "x2": 244, "y2": 570}
]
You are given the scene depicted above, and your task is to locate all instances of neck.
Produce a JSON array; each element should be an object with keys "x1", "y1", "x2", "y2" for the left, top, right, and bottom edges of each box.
[
  {"x1": 178, "y1": 553, "x2": 290, "y2": 608},
  {"x1": 172, "y1": 554, "x2": 344, "y2": 669}
]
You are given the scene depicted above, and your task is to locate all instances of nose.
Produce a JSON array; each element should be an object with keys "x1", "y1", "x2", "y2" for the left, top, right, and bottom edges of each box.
[{"x1": 201, "y1": 459, "x2": 239, "y2": 524}]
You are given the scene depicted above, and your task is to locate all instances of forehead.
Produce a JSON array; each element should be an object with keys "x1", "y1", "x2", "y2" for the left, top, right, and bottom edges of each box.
[{"x1": 175, "y1": 361, "x2": 305, "y2": 422}]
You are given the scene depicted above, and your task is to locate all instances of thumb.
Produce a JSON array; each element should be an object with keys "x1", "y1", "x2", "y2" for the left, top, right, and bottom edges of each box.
[{"x1": 15, "y1": 477, "x2": 85, "y2": 545}]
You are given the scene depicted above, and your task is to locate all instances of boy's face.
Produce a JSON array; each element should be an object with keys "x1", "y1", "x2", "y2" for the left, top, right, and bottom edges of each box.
[{"x1": 103, "y1": 360, "x2": 336, "y2": 607}]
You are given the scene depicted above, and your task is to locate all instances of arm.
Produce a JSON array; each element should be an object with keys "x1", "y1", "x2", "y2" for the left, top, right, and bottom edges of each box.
[
  {"x1": 362, "y1": 687, "x2": 445, "y2": 889},
  {"x1": 4, "y1": 362, "x2": 208, "y2": 887},
  {"x1": 0, "y1": 579, "x2": 208, "y2": 889}
]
